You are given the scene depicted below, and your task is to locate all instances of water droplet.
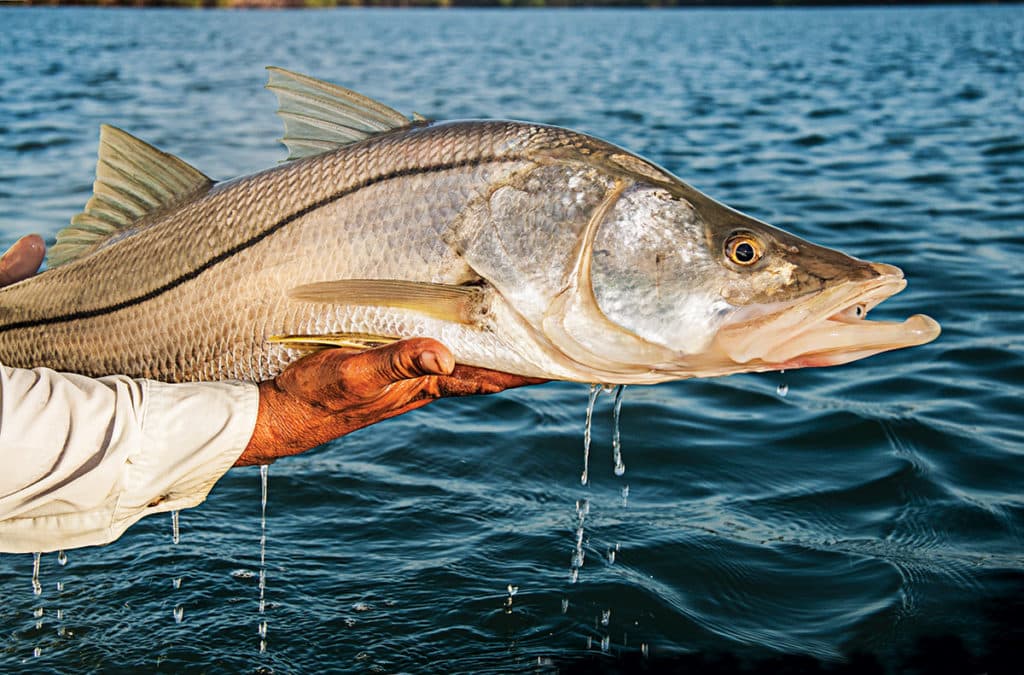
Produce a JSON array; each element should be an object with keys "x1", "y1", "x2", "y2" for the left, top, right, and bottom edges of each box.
[
  {"x1": 600, "y1": 635, "x2": 610, "y2": 652},
  {"x1": 601, "y1": 609, "x2": 611, "y2": 626},
  {"x1": 33, "y1": 607, "x2": 43, "y2": 619},
  {"x1": 582, "y1": 385, "x2": 600, "y2": 485},
  {"x1": 171, "y1": 510, "x2": 180, "y2": 545},
  {"x1": 607, "y1": 549, "x2": 616, "y2": 564},
  {"x1": 641, "y1": 642, "x2": 649, "y2": 657},
  {"x1": 561, "y1": 598, "x2": 569, "y2": 613},
  {"x1": 777, "y1": 383, "x2": 789, "y2": 397},
  {"x1": 33, "y1": 647, "x2": 42, "y2": 658},
  {"x1": 57, "y1": 550, "x2": 68, "y2": 566},
  {"x1": 586, "y1": 636, "x2": 592, "y2": 649},
  {"x1": 173, "y1": 605, "x2": 184, "y2": 624},
  {"x1": 55, "y1": 581, "x2": 63, "y2": 592},
  {"x1": 611, "y1": 385, "x2": 627, "y2": 476},
  {"x1": 258, "y1": 620, "x2": 268, "y2": 638},
  {"x1": 172, "y1": 577, "x2": 182, "y2": 590},
  {"x1": 56, "y1": 609, "x2": 63, "y2": 620},
  {"x1": 259, "y1": 639, "x2": 267, "y2": 654},
  {"x1": 506, "y1": 584, "x2": 518, "y2": 597},
  {"x1": 621, "y1": 485, "x2": 630, "y2": 507}
]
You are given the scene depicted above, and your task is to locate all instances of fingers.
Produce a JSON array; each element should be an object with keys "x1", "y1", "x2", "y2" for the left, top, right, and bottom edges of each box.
[
  {"x1": 0, "y1": 234, "x2": 45, "y2": 287},
  {"x1": 433, "y1": 365, "x2": 548, "y2": 397},
  {"x1": 337, "y1": 338, "x2": 456, "y2": 397}
]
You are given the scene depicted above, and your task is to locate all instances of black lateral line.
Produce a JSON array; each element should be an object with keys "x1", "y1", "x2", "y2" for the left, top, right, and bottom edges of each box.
[{"x1": 0, "y1": 156, "x2": 510, "y2": 333}]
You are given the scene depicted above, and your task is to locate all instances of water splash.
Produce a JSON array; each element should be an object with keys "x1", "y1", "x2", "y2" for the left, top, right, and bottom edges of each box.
[
  {"x1": 504, "y1": 584, "x2": 518, "y2": 614},
  {"x1": 258, "y1": 464, "x2": 269, "y2": 654},
  {"x1": 582, "y1": 385, "x2": 601, "y2": 485},
  {"x1": 611, "y1": 385, "x2": 626, "y2": 476}
]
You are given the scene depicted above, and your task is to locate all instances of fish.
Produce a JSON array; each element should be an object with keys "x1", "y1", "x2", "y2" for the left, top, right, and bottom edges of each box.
[{"x1": 0, "y1": 68, "x2": 939, "y2": 385}]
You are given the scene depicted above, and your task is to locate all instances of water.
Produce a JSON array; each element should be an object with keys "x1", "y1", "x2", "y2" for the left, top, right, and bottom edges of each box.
[
  {"x1": 1, "y1": 5, "x2": 1022, "y2": 672},
  {"x1": 258, "y1": 464, "x2": 269, "y2": 654},
  {"x1": 581, "y1": 384, "x2": 601, "y2": 485}
]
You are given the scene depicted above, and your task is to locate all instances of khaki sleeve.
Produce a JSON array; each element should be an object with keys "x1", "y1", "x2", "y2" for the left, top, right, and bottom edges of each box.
[{"x1": 0, "y1": 364, "x2": 259, "y2": 553}]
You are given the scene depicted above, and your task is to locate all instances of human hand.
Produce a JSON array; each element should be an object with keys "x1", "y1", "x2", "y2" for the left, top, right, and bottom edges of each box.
[
  {"x1": 0, "y1": 234, "x2": 45, "y2": 287},
  {"x1": 236, "y1": 338, "x2": 546, "y2": 466}
]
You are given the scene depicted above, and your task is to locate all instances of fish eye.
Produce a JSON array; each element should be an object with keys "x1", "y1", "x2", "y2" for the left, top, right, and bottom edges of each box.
[{"x1": 725, "y1": 234, "x2": 763, "y2": 266}]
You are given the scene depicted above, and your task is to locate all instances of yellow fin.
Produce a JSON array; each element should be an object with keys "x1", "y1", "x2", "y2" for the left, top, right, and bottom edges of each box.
[
  {"x1": 49, "y1": 125, "x2": 213, "y2": 267},
  {"x1": 266, "y1": 67, "x2": 416, "y2": 161},
  {"x1": 268, "y1": 332, "x2": 399, "y2": 351},
  {"x1": 287, "y1": 279, "x2": 485, "y2": 325}
]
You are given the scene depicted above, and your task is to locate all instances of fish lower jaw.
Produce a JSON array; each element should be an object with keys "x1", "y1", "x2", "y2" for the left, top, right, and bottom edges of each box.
[{"x1": 757, "y1": 313, "x2": 941, "y2": 368}]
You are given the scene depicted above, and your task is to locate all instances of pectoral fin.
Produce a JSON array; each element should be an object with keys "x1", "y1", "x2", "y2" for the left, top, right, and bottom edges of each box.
[
  {"x1": 287, "y1": 279, "x2": 486, "y2": 325},
  {"x1": 268, "y1": 332, "x2": 399, "y2": 351}
]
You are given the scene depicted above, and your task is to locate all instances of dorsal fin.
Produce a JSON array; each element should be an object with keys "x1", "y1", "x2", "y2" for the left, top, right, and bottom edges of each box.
[
  {"x1": 49, "y1": 125, "x2": 213, "y2": 267},
  {"x1": 266, "y1": 66, "x2": 415, "y2": 161}
]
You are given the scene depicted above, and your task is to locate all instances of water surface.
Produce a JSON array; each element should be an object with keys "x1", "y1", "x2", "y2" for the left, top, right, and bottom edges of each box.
[{"x1": 1, "y1": 5, "x2": 1022, "y2": 672}]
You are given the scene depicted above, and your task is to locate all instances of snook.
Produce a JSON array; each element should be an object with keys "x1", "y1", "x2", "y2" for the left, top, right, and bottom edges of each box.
[{"x1": 0, "y1": 69, "x2": 939, "y2": 384}]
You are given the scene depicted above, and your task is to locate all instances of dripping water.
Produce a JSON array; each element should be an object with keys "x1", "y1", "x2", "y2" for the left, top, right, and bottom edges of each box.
[
  {"x1": 777, "y1": 369, "x2": 789, "y2": 397},
  {"x1": 31, "y1": 552, "x2": 41, "y2": 597},
  {"x1": 611, "y1": 385, "x2": 626, "y2": 476},
  {"x1": 570, "y1": 498, "x2": 589, "y2": 583},
  {"x1": 56, "y1": 550, "x2": 68, "y2": 638},
  {"x1": 258, "y1": 463, "x2": 269, "y2": 654},
  {"x1": 581, "y1": 385, "x2": 601, "y2": 485},
  {"x1": 31, "y1": 552, "x2": 42, "y2": 657},
  {"x1": 171, "y1": 511, "x2": 183, "y2": 624}
]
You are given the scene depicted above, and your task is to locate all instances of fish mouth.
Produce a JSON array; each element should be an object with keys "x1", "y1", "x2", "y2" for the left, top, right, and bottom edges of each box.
[{"x1": 714, "y1": 263, "x2": 941, "y2": 370}]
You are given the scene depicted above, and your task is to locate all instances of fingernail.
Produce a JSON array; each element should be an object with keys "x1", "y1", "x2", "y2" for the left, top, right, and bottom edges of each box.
[{"x1": 419, "y1": 349, "x2": 454, "y2": 375}]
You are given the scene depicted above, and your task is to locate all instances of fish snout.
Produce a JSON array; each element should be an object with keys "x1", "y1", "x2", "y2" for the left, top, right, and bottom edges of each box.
[{"x1": 869, "y1": 262, "x2": 904, "y2": 279}]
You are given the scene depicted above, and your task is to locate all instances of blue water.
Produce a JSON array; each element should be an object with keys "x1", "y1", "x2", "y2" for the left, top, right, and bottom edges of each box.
[{"x1": 1, "y1": 5, "x2": 1022, "y2": 672}]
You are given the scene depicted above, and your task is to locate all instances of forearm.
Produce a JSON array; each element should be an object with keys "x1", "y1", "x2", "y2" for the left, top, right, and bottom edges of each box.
[{"x1": 0, "y1": 365, "x2": 258, "y2": 553}]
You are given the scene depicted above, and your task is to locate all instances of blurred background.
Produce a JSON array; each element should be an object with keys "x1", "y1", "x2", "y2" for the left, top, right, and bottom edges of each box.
[{"x1": 1, "y1": 4, "x2": 1022, "y2": 672}]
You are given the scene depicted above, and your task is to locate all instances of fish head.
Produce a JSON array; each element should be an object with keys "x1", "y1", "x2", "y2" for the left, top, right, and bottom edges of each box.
[{"x1": 586, "y1": 180, "x2": 941, "y2": 380}]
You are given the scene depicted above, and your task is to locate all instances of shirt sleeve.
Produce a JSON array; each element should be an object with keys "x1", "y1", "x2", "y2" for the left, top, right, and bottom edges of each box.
[{"x1": 0, "y1": 364, "x2": 259, "y2": 554}]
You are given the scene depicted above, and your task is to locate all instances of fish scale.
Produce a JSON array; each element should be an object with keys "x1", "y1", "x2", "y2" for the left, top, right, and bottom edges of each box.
[{"x1": 0, "y1": 69, "x2": 938, "y2": 384}]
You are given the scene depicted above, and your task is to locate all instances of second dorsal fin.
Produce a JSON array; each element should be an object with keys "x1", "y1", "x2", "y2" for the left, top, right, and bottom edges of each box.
[
  {"x1": 48, "y1": 125, "x2": 213, "y2": 267},
  {"x1": 266, "y1": 66, "x2": 417, "y2": 161}
]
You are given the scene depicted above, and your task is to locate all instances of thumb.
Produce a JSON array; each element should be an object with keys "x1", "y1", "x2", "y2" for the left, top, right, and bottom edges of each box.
[
  {"x1": 352, "y1": 338, "x2": 456, "y2": 391},
  {"x1": 0, "y1": 234, "x2": 45, "y2": 287}
]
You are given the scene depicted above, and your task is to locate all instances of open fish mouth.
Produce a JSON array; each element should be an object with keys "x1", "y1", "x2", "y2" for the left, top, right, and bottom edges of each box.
[{"x1": 714, "y1": 263, "x2": 941, "y2": 370}]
